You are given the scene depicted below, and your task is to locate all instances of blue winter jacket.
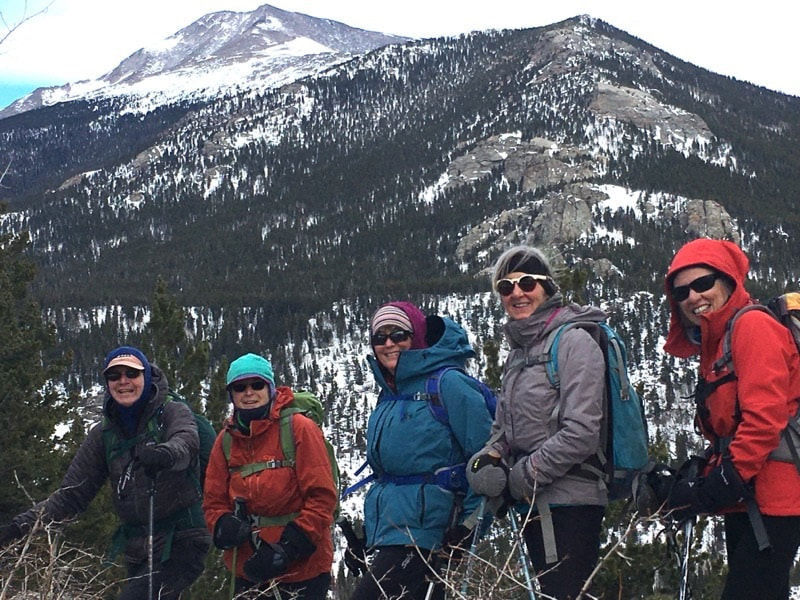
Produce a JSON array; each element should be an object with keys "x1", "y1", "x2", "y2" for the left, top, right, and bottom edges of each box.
[{"x1": 363, "y1": 316, "x2": 494, "y2": 550}]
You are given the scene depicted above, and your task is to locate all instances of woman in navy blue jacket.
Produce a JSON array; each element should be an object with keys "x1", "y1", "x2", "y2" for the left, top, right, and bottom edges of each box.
[{"x1": 351, "y1": 301, "x2": 493, "y2": 600}]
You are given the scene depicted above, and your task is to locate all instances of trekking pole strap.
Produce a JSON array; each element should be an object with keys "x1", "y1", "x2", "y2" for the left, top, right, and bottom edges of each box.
[
  {"x1": 746, "y1": 499, "x2": 771, "y2": 551},
  {"x1": 536, "y1": 497, "x2": 558, "y2": 565}
]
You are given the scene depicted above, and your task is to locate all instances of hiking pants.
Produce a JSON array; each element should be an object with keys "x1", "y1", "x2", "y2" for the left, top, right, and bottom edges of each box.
[
  {"x1": 721, "y1": 512, "x2": 800, "y2": 600},
  {"x1": 522, "y1": 504, "x2": 605, "y2": 600},
  {"x1": 234, "y1": 572, "x2": 331, "y2": 599},
  {"x1": 118, "y1": 531, "x2": 210, "y2": 600},
  {"x1": 351, "y1": 545, "x2": 444, "y2": 600}
]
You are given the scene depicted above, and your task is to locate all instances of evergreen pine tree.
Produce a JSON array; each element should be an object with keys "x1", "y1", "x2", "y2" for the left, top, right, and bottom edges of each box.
[
  {"x1": 142, "y1": 278, "x2": 210, "y2": 402},
  {"x1": 0, "y1": 220, "x2": 72, "y2": 519}
]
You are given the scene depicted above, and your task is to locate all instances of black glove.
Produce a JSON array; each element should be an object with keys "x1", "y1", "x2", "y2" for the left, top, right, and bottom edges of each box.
[
  {"x1": 667, "y1": 458, "x2": 751, "y2": 521},
  {"x1": 0, "y1": 523, "x2": 22, "y2": 546},
  {"x1": 633, "y1": 462, "x2": 676, "y2": 516},
  {"x1": 243, "y1": 542, "x2": 289, "y2": 582},
  {"x1": 344, "y1": 535, "x2": 367, "y2": 577},
  {"x1": 138, "y1": 444, "x2": 174, "y2": 478},
  {"x1": 279, "y1": 521, "x2": 316, "y2": 562},
  {"x1": 442, "y1": 524, "x2": 473, "y2": 560},
  {"x1": 213, "y1": 512, "x2": 251, "y2": 549}
]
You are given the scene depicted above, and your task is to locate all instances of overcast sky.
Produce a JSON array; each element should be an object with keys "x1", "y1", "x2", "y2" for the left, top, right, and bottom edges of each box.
[{"x1": 1, "y1": 0, "x2": 798, "y2": 109}]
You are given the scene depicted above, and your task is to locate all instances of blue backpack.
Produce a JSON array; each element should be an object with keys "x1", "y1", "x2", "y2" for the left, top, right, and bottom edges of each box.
[
  {"x1": 425, "y1": 366, "x2": 498, "y2": 425},
  {"x1": 543, "y1": 321, "x2": 649, "y2": 500}
]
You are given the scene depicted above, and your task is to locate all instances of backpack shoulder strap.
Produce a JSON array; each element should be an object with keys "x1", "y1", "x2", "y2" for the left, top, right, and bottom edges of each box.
[
  {"x1": 425, "y1": 366, "x2": 462, "y2": 425},
  {"x1": 222, "y1": 429, "x2": 232, "y2": 463},
  {"x1": 545, "y1": 321, "x2": 604, "y2": 390},
  {"x1": 223, "y1": 415, "x2": 295, "y2": 478},
  {"x1": 713, "y1": 304, "x2": 775, "y2": 374},
  {"x1": 278, "y1": 409, "x2": 299, "y2": 467}
]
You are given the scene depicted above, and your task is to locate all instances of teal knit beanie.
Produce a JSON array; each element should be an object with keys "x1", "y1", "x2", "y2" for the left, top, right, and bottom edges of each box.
[{"x1": 226, "y1": 353, "x2": 275, "y2": 387}]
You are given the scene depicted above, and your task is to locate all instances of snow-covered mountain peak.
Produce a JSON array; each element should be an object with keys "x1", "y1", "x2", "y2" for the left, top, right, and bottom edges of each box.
[{"x1": 0, "y1": 3, "x2": 408, "y2": 119}]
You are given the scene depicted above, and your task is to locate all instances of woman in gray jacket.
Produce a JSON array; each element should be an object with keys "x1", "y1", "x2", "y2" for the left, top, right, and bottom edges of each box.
[{"x1": 467, "y1": 245, "x2": 607, "y2": 600}]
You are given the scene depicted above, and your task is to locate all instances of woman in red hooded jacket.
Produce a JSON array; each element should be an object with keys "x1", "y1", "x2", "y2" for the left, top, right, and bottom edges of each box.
[{"x1": 663, "y1": 238, "x2": 800, "y2": 600}]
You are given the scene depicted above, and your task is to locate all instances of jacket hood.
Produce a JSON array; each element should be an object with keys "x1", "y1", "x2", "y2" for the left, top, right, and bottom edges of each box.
[
  {"x1": 663, "y1": 238, "x2": 753, "y2": 358},
  {"x1": 368, "y1": 316, "x2": 474, "y2": 391}
]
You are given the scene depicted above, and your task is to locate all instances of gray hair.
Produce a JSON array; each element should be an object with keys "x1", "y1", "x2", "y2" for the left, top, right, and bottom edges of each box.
[{"x1": 491, "y1": 245, "x2": 559, "y2": 295}]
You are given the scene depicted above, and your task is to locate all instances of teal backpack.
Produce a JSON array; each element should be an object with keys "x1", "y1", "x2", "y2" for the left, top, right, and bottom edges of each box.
[{"x1": 543, "y1": 320, "x2": 650, "y2": 500}]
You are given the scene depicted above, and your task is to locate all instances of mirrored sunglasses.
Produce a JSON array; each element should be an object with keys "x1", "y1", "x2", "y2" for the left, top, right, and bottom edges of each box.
[
  {"x1": 371, "y1": 329, "x2": 413, "y2": 346},
  {"x1": 231, "y1": 380, "x2": 268, "y2": 393},
  {"x1": 496, "y1": 274, "x2": 548, "y2": 297},
  {"x1": 671, "y1": 273, "x2": 720, "y2": 302},
  {"x1": 105, "y1": 369, "x2": 143, "y2": 381}
]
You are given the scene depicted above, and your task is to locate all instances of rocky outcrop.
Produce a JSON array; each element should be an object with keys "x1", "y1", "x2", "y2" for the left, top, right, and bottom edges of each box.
[
  {"x1": 678, "y1": 198, "x2": 740, "y2": 244},
  {"x1": 444, "y1": 134, "x2": 601, "y2": 193},
  {"x1": 589, "y1": 82, "x2": 713, "y2": 147}
]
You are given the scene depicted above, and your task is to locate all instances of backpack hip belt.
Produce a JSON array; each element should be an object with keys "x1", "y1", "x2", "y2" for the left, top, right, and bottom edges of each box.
[
  {"x1": 250, "y1": 512, "x2": 301, "y2": 528},
  {"x1": 376, "y1": 464, "x2": 468, "y2": 493}
]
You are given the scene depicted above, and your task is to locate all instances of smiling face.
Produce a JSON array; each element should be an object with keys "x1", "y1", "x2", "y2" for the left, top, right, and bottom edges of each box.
[
  {"x1": 373, "y1": 326, "x2": 413, "y2": 374},
  {"x1": 230, "y1": 377, "x2": 272, "y2": 411},
  {"x1": 106, "y1": 368, "x2": 145, "y2": 407},
  {"x1": 672, "y1": 266, "x2": 731, "y2": 326},
  {"x1": 499, "y1": 270, "x2": 549, "y2": 320}
]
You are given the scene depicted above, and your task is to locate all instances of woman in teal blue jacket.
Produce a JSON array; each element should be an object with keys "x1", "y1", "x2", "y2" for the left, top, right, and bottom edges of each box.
[{"x1": 351, "y1": 301, "x2": 493, "y2": 600}]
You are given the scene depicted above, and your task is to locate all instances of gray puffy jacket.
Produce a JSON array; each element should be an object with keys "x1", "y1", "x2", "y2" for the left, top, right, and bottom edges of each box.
[{"x1": 492, "y1": 295, "x2": 609, "y2": 507}]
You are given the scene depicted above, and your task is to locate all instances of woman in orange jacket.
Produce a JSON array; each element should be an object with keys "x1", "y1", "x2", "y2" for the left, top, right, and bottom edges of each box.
[
  {"x1": 203, "y1": 353, "x2": 336, "y2": 599},
  {"x1": 663, "y1": 238, "x2": 800, "y2": 600}
]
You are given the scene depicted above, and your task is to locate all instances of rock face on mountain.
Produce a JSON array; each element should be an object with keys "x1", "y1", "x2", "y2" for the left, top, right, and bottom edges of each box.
[
  {"x1": 449, "y1": 131, "x2": 738, "y2": 269},
  {"x1": 590, "y1": 82, "x2": 713, "y2": 147}
]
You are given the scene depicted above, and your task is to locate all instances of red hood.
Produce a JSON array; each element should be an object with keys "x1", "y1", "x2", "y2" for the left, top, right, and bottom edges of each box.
[
  {"x1": 268, "y1": 385, "x2": 295, "y2": 418},
  {"x1": 663, "y1": 238, "x2": 754, "y2": 358}
]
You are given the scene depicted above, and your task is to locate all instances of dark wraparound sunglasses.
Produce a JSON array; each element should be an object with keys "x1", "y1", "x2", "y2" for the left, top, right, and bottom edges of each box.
[
  {"x1": 106, "y1": 369, "x2": 143, "y2": 381},
  {"x1": 496, "y1": 274, "x2": 549, "y2": 297},
  {"x1": 371, "y1": 330, "x2": 413, "y2": 346},
  {"x1": 671, "y1": 273, "x2": 720, "y2": 302},
  {"x1": 231, "y1": 380, "x2": 268, "y2": 393}
]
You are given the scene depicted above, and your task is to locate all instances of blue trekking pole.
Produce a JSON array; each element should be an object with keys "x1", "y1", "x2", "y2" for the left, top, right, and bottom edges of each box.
[
  {"x1": 460, "y1": 496, "x2": 486, "y2": 596},
  {"x1": 509, "y1": 511, "x2": 536, "y2": 600}
]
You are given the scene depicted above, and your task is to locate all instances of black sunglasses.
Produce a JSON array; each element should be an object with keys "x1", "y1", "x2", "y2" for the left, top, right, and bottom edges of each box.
[
  {"x1": 230, "y1": 380, "x2": 268, "y2": 393},
  {"x1": 371, "y1": 330, "x2": 413, "y2": 346},
  {"x1": 105, "y1": 369, "x2": 143, "y2": 381},
  {"x1": 671, "y1": 273, "x2": 720, "y2": 302},
  {"x1": 496, "y1": 274, "x2": 548, "y2": 297}
]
